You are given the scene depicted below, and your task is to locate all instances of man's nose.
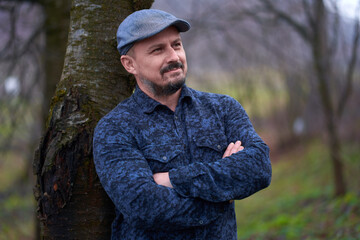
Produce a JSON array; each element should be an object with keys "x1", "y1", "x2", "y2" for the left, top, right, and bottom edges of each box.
[{"x1": 166, "y1": 47, "x2": 180, "y2": 63}]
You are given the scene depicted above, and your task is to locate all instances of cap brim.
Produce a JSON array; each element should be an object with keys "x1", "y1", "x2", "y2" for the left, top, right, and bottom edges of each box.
[{"x1": 172, "y1": 19, "x2": 191, "y2": 32}]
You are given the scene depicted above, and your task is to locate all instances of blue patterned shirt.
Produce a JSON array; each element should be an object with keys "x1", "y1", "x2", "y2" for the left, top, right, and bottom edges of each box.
[{"x1": 93, "y1": 85, "x2": 271, "y2": 239}]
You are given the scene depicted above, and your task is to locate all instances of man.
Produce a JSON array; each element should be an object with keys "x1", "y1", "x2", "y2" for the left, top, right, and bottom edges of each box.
[{"x1": 93, "y1": 9, "x2": 271, "y2": 240}]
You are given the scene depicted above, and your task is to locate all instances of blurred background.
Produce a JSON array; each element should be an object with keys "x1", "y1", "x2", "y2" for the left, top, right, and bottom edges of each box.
[{"x1": 0, "y1": 0, "x2": 359, "y2": 239}]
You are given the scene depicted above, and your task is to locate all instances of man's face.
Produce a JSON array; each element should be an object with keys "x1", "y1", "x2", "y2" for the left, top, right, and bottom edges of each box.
[{"x1": 124, "y1": 26, "x2": 188, "y2": 97}]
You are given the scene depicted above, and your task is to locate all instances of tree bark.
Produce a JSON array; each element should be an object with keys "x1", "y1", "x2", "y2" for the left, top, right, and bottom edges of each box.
[{"x1": 33, "y1": 0, "x2": 153, "y2": 238}]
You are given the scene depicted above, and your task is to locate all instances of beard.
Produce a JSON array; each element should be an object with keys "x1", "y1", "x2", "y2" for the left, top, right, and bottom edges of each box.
[
  {"x1": 140, "y1": 62, "x2": 186, "y2": 97},
  {"x1": 140, "y1": 76, "x2": 186, "y2": 97}
]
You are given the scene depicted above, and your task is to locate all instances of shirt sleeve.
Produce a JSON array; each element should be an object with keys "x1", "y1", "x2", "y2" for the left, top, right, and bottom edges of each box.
[
  {"x1": 169, "y1": 96, "x2": 272, "y2": 202},
  {"x1": 93, "y1": 117, "x2": 228, "y2": 231}
]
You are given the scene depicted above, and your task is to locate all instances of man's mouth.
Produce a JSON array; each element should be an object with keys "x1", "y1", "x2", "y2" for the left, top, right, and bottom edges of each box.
[{"x1": 160, "y1": 62, "x2": 183, "y2": 75}]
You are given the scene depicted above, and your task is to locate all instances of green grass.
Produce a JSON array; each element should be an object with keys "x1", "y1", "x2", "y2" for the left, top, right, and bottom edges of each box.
[
  {"x1": 0, "y1": 151, "x2": 35, "y2": 240},
  {"x1": 0, "y1": 193, "x2": 35, "y2": 240},
  {"x1": 235, "y1": 140, "x2": 360, "y2": 239},
  {"x1": 0, "y1": 152, "x2": 26, "y2": 192}
]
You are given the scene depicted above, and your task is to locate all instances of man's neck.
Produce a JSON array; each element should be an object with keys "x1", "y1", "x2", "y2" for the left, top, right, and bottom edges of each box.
[{"x1": 139, "y1": 86, "x2": 182, "y2": 112}]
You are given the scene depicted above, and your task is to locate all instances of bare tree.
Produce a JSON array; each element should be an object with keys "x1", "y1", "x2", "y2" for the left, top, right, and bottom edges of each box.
[
  {"x1": 242, "y1": 0, "x2": 360, "y2": 196},
  {"x1": 0, "y1": 2, "x2": 45, "y2": 238},
  {"x1": 0, "y1": 1, "x2": 45, "y2": 182},
  {"x1": 33, "y1": 0, "x2": 154, "y2": 238}
]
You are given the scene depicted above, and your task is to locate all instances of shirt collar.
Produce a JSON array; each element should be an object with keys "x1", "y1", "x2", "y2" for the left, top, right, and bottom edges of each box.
[{"x1": 132, "y1": 84, "x2": 193, "y2": 114}]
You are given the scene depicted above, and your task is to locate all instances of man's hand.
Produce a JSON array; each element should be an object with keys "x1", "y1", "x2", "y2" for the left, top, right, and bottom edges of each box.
[
  {"x1": 153, "y1": 172, "x2": 173, "y2": 188},
  {"x1": 222, "y1": 140, "x2": 244, "y2": 158},
  {"x1": 223, "y1": 140, "x2": 244, "y2": 204}
]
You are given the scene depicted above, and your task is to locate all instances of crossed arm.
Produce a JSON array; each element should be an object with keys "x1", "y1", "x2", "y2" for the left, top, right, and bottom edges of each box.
[
  {"x1": 153, "y1": 140, "x2": 244, "y2": 188},
  {"x1": 94, "y1": 96, "x2": 271, "y2": 229}
]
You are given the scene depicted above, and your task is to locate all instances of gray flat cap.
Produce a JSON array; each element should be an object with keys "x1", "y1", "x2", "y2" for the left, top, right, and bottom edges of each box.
[{"x1": 116, "y1": 9, "x2": 191, "y2": 55}]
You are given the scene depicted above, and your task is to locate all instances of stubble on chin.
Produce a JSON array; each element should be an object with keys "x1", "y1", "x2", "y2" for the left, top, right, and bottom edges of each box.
[
  {"x1": 140, "y1": 76, "x2": 186, "y2": 97},
  {"x1": 139, "y1": 60, "x2": 187, "y2": 97}
]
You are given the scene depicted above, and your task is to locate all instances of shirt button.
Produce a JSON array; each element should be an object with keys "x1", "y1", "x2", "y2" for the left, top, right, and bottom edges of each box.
[
  {"x1": 162, "y1": 156, "x2": 167, "y2": 161},
  {"x1": 199, "y1": 220, "x2": 203, "y2": 224},
  {"x1": 174, "y1": 116, "x2": 178, "y2": 120},
  {"x1": 217, "y1": 145, "x2": 221, "y2": 149}
]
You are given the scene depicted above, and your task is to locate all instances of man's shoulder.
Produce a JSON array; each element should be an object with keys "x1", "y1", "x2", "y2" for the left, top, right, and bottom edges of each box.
[
  {"x1": 95, "y1": 96, "x2": 138, "y2": 129},
  {"x1": 188, "y1": 87, "x2": 237, "y2": 105}
]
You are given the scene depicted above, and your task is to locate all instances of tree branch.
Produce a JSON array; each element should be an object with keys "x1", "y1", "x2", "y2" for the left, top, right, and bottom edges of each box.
[
  {"x1": 302, "y1": 0, "x2": 315, "y2": 29},
  {"x1": 328, "y1": 0, "x2": 340, "y2": 59},
  {"x1": 0, "y1": 4, "x2": 16, "y2": 58},
  {"x1": 337, "y1": 15, "x2": 360, "y2": 117},
  {"x1": 259, "y1": 0, "x2": 311, "y2": 41}
]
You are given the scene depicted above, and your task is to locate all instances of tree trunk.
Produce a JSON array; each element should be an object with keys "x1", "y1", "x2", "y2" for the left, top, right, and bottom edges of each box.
[
  {"x1": 311, "y1": 0, "x2": 346, "y2": 196},
  {"x1": 327, "y1": 121, "x2": 346, "y2": 196},
  {"x1": 33, "y1": 0, "x2": 153, "y2": 238},
  {"x1": 34, "y1": 2, "x2": 71, "y2": 238}
]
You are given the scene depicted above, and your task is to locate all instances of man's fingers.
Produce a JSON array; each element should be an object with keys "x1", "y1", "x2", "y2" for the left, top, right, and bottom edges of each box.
[
  {"x1": 230, "y1": 141, "x2": 241, "y2": 155},
  {"x1": 223, "y1": 141, "x2": 244, "y2": 158},
  {"x1": 222, "y1": 142, "x2": 234, "y2": 158},
  {"x1": 237, "y1": 141, "x2": 244, "y2": 152},
  {"x1": 238, "y1": 142, "x2": 244, "y2": 152},
  {"x1": 153, "y1": 172, "x2": 173, "y2": 188}
]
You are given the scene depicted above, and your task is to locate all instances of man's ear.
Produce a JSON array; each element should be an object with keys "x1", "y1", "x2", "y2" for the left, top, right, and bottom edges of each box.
[{"x1": 120, "y1": 55, "x2": 137, "y2": 75}]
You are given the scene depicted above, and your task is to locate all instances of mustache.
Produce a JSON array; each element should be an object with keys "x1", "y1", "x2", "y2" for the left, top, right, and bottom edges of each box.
[{"x1": 160, "y1": 62, "x2": 184, "y2": 75}]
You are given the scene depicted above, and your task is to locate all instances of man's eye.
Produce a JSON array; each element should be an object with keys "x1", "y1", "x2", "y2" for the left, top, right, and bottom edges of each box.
[{"x1": 152, "y1": 48, "x2": 162, "y2": 53}]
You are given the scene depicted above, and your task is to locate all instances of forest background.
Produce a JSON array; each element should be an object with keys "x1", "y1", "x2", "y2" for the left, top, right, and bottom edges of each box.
[{"x1": 0, "y1": 0, "x2": 359, "y2": 239}]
